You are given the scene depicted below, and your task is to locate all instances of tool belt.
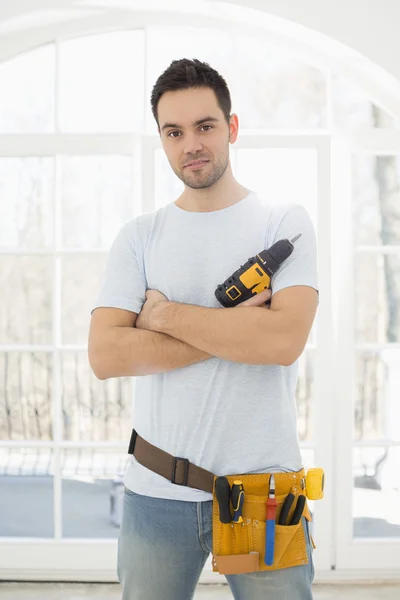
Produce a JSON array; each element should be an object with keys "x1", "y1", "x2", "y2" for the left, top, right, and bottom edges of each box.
[{"x1": 127, "y1": 428, "x2": 316, "y2": 575}]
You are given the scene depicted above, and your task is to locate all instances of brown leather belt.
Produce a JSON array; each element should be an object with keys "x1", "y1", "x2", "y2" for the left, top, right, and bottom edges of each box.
[{"x1": 127, "y1": 429, "x2": 215, "y2": 493}]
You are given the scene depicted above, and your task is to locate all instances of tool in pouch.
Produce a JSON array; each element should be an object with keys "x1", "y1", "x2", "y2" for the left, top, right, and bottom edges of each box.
[
  {"x1": 279, "y1": 492, "x2": 307, "y2": 525},
  {"x1": 212, "y1": 470, "x2": 320, "y2": 575},
  {"x1": 265, "y1": 474, "x2": 277, "y2": 566},
  {"x1": 127, "y1": 431, "x2": 324, "y2": 577},
  {"x1": 231, "y1": 480, "x2": 245, "y2": 523},
  {"x1": 214, "y1": 234, "x2": 302, "y2": 308}
]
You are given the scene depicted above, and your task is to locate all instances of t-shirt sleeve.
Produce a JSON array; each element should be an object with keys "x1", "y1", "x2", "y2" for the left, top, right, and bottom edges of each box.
[
  {"x1": 270, "y1": 204, "x2": 319, "y2": 298},
  {"x1": 91, "y1": 222, "x2": 146, "y2": 316}
]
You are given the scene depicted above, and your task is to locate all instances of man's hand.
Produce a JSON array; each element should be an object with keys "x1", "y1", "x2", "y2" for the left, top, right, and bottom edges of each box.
[
  {"x1": 239, "y1": 288, "x2": 272, "y2": 308},
  {"x1": 136, "y1": 289, "x2": 169, "y2": 330},
  {"x1": 135, "y1": 286, "x2": 272, "y2": 332}
]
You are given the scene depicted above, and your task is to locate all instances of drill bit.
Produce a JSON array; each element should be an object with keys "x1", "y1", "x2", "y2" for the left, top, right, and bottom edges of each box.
[{"x1": 290, "y1": 233, "x2": 302, "y2": 244}]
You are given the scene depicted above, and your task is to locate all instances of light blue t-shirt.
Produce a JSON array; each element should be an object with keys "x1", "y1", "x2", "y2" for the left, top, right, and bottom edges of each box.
[{"x1": 91, "y1": 191, "x2": 319, "y2": 502}]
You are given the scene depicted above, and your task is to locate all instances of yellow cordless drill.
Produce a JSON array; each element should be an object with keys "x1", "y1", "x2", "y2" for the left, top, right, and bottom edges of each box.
[{"x1": 215, "y1": 234, "x2": 302, "y2": 308}]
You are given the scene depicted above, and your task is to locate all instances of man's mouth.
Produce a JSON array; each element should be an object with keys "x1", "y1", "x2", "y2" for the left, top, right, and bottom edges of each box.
[{"x1": 184, "y1": 160, "x2": 209, "y2": 168}]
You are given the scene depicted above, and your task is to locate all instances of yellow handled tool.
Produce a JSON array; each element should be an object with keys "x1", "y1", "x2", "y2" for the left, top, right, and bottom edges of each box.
[
  {"x1": 215, "y1": 234, "x2": 302, "y2": 308},
  {"x1": 231, "y1": 480, "x2": 245, "y2": 523}
]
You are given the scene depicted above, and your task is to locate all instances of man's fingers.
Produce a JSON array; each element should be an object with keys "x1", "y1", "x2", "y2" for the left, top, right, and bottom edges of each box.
[{"x1": 239, "y1": 289, "x2": 272, "y2": 307}]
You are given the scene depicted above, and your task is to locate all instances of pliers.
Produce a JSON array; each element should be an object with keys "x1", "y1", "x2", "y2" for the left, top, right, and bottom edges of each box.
[{"x1": 278, "y1": 492, "x2": 306, "y2": 525}]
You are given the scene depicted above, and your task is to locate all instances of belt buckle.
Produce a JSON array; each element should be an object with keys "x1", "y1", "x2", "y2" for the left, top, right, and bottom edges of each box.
[{"x1": 171, "y1": 457, "x2": 189, "y2": 486}]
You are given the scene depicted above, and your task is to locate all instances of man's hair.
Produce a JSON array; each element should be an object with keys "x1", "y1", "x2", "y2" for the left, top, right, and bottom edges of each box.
[{"x1": 150, "y1": 58, "x2": 232, "y2": 129}]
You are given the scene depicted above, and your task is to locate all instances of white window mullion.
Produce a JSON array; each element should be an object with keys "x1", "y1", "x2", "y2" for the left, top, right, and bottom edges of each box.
[
  {"x1": 0, "y1": 441, "x2": 127, "y2": 449},
  {"x1": 355, "y1": 343, "x2": 400, "y2": 351},
  {"x1": 131, "y1": 134, "x2": 142, "y2": 426},
  {"x1": 53, "y1": 25, "x2": 63, "y2": 535},
  {"x1": 312, "y1": 136, "x2": 335, "y2": 571},
  {"x1": 353, "y1": 440, "x2": 400, "y2": 448},
  {"x1": 331, "y1": 134, "x2": 357, "y2": 569},
  {"x1": 55, "y1": 38, "x2": 61, "y2": 134},
  {"x1": 53, "y1": 145, "x2": 63, "y2": 540},
  {"x1": 0, "y1": 134, "x2": 138, "y2": 157},
  {"x1": 342, "y1": 130, "x2": 400, "y2": 154},
  {"x1": 53, "y1": 33, "x2": 62, "y2": 540},
  {"x1": 356, "y1": 246, "x2": 400, "y2": 253},
  {"x1": 144, "y1": 25, "x2": 151, "y2": 134}
]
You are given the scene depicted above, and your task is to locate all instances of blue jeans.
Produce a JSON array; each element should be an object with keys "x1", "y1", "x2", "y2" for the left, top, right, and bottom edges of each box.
[{"x1": 118, "y1": 487, "x2": 315, "y2": 600}]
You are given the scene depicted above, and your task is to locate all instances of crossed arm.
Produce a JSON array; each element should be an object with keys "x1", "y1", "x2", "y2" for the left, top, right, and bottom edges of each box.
[
  {"x1": 150, "y1": 286, "x2": 318, "y2": 365},
  {"x1": 90, "y1": 286, "x2": 318, "y2": 379}
]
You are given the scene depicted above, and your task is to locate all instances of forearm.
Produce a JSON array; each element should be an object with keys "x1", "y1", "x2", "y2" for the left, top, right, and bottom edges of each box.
[
  {"x1": 94, "y1": 326, "x2": 213, "y2": 379},
  {"x1": 152, "y1": 303, "x2": 290, "y2": 366}
]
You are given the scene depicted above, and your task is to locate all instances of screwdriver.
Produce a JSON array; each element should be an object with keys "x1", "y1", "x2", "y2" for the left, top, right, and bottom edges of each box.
[
  {"x1": 215, "y1": 476, "x2": 232, "y2": 523},
  {"x1": 231, "y1": 480, "x2": 245, "y2": 524},
  {"x1": 265, "y1": 474, "x2": 277, "y2": 566}
]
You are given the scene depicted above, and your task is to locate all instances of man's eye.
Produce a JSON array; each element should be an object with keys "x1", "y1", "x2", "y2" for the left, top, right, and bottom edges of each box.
[{"x1": 167, "y1": 125, "x2": 213, "y2": 138}]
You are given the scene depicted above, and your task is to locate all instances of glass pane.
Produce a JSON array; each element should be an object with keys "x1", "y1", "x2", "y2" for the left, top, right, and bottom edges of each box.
[
  {"x1": 154, "y1": 148, "x2": 184, "y2": 209},
  {"x1": 62, "y1": 448, "x2": 130, "y2": 537},
  {"x1": 0, "y1": 157, "x2": 54, "y2": 249},
  {"x1": 0, "y1": 44, "x2": 55, "y2": 133},
  {"x1": 0, "y1": 447, "x2": 54, "y2": 537},
  {"x1": 355, "y1": 350, "x2": 400, "y2": 442},
  {"x1": 62, "y1": 255, "x2": 107, "y2": 345},
  {"x1": 0, "y1": 256, "x2": 53, "y2": 344},
  {"x1": 296, "y1": 350, "x2": 315, "y2": 443},
  {"x1": 61, "y1": 156, "x2": 134, "y2": 249},
  {"x1": 353, "y1": 446, "x2": 400, "y2": 538},
  {"x1": 0, "y1": 352, "x2": 53, "y2": 442},
  {"x1": 332, "y1": 73, "x2": 400, "y2": 130},
  {"x1": 61, "y1": 352, "x2": 133, "y2": 442},
  {"x1": 354, "y1": 253, "x2": 400, "y2": 344},
  {"x1": 232, "y1": 36, "x2": 326, "y2": 129},
  {"x1": 236, "y1": 148, "x2": 318, "y2": 225},
  {"x1": 59, "y1": 31, "x2": 144, "y2": 132},
  {"x1": 353, "y1": 155, "x2": 400, "y2": 246}
]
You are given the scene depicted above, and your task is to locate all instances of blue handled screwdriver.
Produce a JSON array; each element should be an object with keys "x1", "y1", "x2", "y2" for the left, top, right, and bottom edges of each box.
[{"x1": 265, "y1": 474, "x2": 277, "y2": 566}]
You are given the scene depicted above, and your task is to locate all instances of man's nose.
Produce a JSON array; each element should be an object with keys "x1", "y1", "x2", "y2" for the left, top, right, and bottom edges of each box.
[{"x1": 183, "y1": 135, "x2": 203, "y2": 155}]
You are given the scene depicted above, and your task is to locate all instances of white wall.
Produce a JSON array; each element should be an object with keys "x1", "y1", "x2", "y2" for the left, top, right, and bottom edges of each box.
[{"x1": 226, "y1": 0, "x2": 400, "y2": 84}]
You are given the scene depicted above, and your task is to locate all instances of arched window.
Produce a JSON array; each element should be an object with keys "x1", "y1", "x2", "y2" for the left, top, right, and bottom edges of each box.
[{"x1": 1, "y1": 1, "x2": 399, "y2": 580}]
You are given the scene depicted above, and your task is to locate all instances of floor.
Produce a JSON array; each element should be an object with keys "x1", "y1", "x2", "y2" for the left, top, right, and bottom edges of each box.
[{"x1": 0, "y1": 583, "x2": 400, "y2": 599}]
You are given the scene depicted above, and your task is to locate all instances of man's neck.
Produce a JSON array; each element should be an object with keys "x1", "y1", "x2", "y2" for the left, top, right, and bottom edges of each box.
[{"x1": 175, "y1": 186, "x2": 251, "y2": 213}]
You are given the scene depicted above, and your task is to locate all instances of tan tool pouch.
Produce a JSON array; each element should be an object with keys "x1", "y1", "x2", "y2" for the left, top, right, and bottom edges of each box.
[{"x1": 211, "y1": 469, "x2": 313, "y2": 575}]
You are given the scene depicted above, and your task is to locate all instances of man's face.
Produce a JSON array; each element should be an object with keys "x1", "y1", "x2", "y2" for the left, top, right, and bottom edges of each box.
[{"x1": 157, "y1": 87, "x2": 236, "y2": 190}]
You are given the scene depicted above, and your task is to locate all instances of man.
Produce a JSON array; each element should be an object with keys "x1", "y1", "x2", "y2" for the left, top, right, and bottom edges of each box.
[{"x1": 89, "y1": 58, "x2": 319, "y2": 600}]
